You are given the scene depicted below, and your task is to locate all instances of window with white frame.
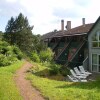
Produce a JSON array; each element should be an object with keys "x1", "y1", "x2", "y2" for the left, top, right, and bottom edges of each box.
[
  {"x1": 92, "y1": 54, "x2": 100, "y2": 72},
  {"x1": 92, "y1": 54, "x2": 98, "y2": 72},
  {"x1": 92, "y1": 31, "x2": 100, "y2": 47}
]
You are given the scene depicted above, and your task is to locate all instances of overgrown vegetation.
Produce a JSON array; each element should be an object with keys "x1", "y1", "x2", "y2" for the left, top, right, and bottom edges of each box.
[
  {"x1": 29, "y1": 62, "x2": 65, "y2": 80},
  {"x1": 0, "y1": 61, "x2": 24, "y2": 100},
  {"x1": 30, "y1": 51, "x2": 40, "y2": 62},
  {"x1": 4, "y1": 13, "x2": 33, "y2": 55},
  {"x1": 0, "y1": 40, "x2": 23, "y2": 66},
  {"x1": 0, "y1": 12, "x2": 68, "y2": 78},
  {"x1": 30, "y1": 48, "x2": 53, "y2": 62},
  {"x1": 27, "y1": 62, "x2": 100, "y2": 100},
  {"x1": 39, "y1": 48, "x2": 54, "y2": 62},
  {"x1": 30, "y1": 47, "x2": 65, "y2": 75},
  {"x1": 4, "y1": 13, "x2": 46, "y2": 57}
]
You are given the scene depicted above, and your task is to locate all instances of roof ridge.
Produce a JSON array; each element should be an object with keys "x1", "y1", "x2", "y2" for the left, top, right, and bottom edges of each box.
[{"x1": 42, "y1": 23, "x2": 94, "y2": 39}]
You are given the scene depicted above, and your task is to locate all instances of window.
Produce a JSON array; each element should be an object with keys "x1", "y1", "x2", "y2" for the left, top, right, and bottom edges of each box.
[
  {"x1": 92, "y1": 31, "x2": 100, "y2": 47},
  {"x1": 92, "y1": 54, "x2": 100, "y2": 72},
  {"x1": 92, "y1": 54, "x2": 98, "y2": 72}
]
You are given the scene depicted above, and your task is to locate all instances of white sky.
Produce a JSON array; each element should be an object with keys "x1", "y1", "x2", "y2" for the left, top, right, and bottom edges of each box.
[{"x1": 0, "y1": 0, "x2": 100, "y2": 35}]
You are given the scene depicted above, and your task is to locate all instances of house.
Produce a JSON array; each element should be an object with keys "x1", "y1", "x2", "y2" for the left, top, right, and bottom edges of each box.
[
  {"x1": 42, "y1": 17, "x2": 100, "y2": 72},
  {"x1": 88, "y1": 16, "x2": 100, "y2": 72}
]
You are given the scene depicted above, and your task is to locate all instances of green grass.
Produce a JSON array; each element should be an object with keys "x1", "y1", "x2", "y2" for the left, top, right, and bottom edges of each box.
[
  {"x1": 27, "y1": 63, "x2": 100, "y2": 100},
  {"x1": 0, "y1": 60, "x2": 24, "y2": 100}
]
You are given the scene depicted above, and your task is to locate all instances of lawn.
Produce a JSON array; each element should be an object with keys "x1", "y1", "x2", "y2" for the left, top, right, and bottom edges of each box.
[
  {"x1": 0, "y1": 60, "x2": 24, "y2": 100},
  {"x1": 27, "y1": 63, "x2": 100, "y2": 100}
]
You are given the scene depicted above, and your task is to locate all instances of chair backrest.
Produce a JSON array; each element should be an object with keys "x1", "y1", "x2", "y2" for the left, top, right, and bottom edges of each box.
[
  {"x1": 67, "y1": 75, "x2": 73, "y2": 81},
  {"x1": 70, "y1": 69, "x2": 76, "y2": 77},
  {"x1": 67, "y1": 75, "x2": 78, "y2": 82},
  {"x1": 79, "y1": 66, "x2": 85, "y2": 73},
  {"x1": 74, "y1": 67, "x2": 80, "y2": 74}
]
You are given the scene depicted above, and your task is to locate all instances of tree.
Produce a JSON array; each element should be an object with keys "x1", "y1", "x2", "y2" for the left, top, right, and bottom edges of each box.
[
  {"x1": 0, "y1": 31, "x2": 3, "y2": 40},
  {"x1": 32, "y1": 34, "x2": 47, "y2": 53},
  {"x1": 5, "y1": 17, "x2": 15, "y2": 44},
  {"x1": 5, "y1": 13, "x2": 34, "y2": 55}
]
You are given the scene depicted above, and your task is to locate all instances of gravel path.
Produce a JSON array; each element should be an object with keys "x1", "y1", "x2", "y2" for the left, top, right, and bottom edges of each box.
[{"x1": 15, "y1": 61, "x2": 45, "y2": 100}]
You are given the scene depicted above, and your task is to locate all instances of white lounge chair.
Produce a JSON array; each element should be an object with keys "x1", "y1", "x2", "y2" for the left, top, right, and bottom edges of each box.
[
  {"x1": 70, "y1": 69, "x2": 86, "y2": 79},
  {"x1": 67, "y1": 75, "x2": 79, "y2": 82},
  {"x1": 79, "y1": 66, "x2": 92, "y2": 75},
  {"x1": 74, "y1": 67, "x2": 88, "y2": 77},
  {"x1": 67, "y1": 75, "x2": 87, "y2": 82},
  {"x1": 79, "y1": 78, "x2": 87, "y2": 82}
]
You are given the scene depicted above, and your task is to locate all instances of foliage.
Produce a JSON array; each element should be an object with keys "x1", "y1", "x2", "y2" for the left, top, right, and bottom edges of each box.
[
  {"x1": 59, "y1": 67, "x2": 70, "y2": 76},
  {"x1": 12, "y1": 46, "x2": 23, "y2": 60},
  {"x1": 4, "y1": 13, "x2": 48, "y2": 56},
  {"x1": 39, "y1": 48, "x2": 54, "y2": 62},
  {"x1": 49, "y1": 62, "x2": 61, "y2": 75},
  {"x1": 0, "y1": 61, "x2": 24, "y2": 100},
  {"x1": 32, "y1": 34, "x2": 47, "y2": 53},
  {"x1": 30, "y1": 47, "x2": 53, "y2": 63},
  {"x1": 0, "y1": 54, "x2": 11, "y2": 66},
  {"x1": 30, "y1": 51, "x2": 40, "y2": 62},
  {"x1": 29, "y1": 62, "x2": 64, "y2": 80},
  {"x1": 4, "y1": 13, "x2": 33, "y2": 55},
  {"x1": 0, "y1": 31, "x2": 3, "y2": 40},
  {"x1": 0, "y1": 40, "x2": 23, "y2": 66},
  {"x1": 27, "y1": 62, "x2": 100, "y2": 100}
]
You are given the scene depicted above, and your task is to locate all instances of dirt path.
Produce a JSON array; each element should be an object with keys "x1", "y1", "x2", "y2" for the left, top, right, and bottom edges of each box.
[{"x1": 15, "y1": 61, "x2": 45, "y2": 100}]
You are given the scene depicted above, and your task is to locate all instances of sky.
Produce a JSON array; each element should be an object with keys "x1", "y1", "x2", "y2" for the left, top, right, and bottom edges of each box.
[{"x1": 0, "y1": 0, "x2": 100, "y2": 35}]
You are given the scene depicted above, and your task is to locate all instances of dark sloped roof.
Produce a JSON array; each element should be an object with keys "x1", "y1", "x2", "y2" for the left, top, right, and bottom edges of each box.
[
  {"x1": 88, "y1": 16, "x2": 100, "y2": 35},
  {"x1": 41, "y1": 31, "x2": 55, "y2": 40},
  {"x1": 42, "y1": 23, "x2": 94, "y2": 40},
  {"x1": 55, "y1": 23, "x2": 94, "y2": 37},
  {"x1": 41, "y1": 30, "x2": 63, "y2": 40}
]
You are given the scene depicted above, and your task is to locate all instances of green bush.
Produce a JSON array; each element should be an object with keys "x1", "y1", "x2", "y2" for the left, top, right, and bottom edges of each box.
[
  {"x1": 0, "y1": 41, "x2": 9, "y2": 47},
  {"x1": 12, "y1": 46, "x2": 23, "y2": 60},
  {"x1": 49, "y1": 63, "x2": 61, "y2": 75},
  {"x1": 59, "y1": 67, "x2": 70, "y2": 76},
  {"x1": 0, "y1": 41, "x2": 9, "y2": 55},
  {"x1": 39, "y1": 48, "x2": 54, "y2": 62},
  {"x1": 0, "y1": 40, "x2": 23, "y2": 66},
  {"x1": 31, "y1": 52, "x2": 40, "y2": 62},
  {"x1": 7, "y1": 56, "x2": 18, "y2": 63},
  {"x1": 0, "y1": 54, "x2": 11, "y2": 66}
]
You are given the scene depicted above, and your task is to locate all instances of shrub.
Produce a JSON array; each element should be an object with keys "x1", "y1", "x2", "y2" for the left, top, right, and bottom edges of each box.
[
  {"x1": 12, "y1": 46, "x2": 23, "y2": 60},
  {"x1": 39, "y1": 48, "x2": 54, "y2": 62},
  {"x1": 0, "y1": 54, "x2": 11, "y2": 66},
  {"x1": 7, "y1": 56, "x2": 18, "y2": 63},
  {"x1": 49, "y1": 63, "x2": 61, "y2": 75},
  {"x1": 31, "y1": 52, "x2": 40, "y2": 62},
  {"x1": 0, "y1": 41, "x2": 9, "y2": 47},
  {"x1": 0, "y1": 40, "x2": 23, "y2": 66},
  {"x1": 59, "y1": 67, "x2": 70, "y2": 76}
]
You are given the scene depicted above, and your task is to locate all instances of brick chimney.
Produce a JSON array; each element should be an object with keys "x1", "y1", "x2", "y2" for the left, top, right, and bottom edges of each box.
[
  {"x1": 82, "y1": 18, "x2": 85, "y2": 26},
  {"x1": 67, "y1": 21, "x2": 71, "y2": 30},
  {"x1": 61, "y1": 19, "x2": 64, "y2": 31}
]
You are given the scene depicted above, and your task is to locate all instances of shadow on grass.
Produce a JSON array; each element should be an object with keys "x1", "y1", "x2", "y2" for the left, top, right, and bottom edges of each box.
[
  {"x1": 27, "y1": 68, "x2": 65, "y2": 81},
  {"x1": 56, "y1": 79, "x2": 100, "y2": 90}
]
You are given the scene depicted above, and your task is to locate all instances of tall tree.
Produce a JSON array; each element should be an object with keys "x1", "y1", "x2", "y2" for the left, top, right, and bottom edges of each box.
[
  {"x1": 5, "y1": 13, "x2": 33, "y2": 55},
  {"x1": 0, "y1": 31, "x2": 3, "y2": 40},
  {"x1": 5, "y1": 17, "x2": 15, "y2": 44}
]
